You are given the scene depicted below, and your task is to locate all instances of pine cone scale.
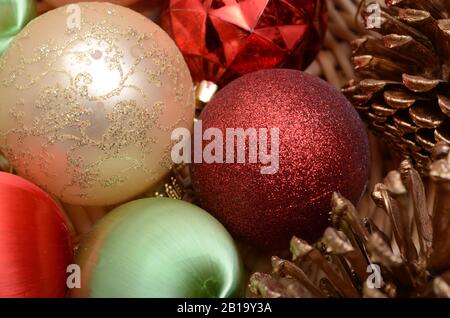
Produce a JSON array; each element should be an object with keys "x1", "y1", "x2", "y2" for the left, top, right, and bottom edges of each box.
[
  {"x1": 343, "y1": 0, "x2": 450, "y2": 175},
  {"x1": 386, "y1": 0, "x2": 450, "y2": 19},
  {"x1": 248, "y1": 144, "x2": 450, "y2": 298},
  {"x1": 439, "y1": 95, "x2": 450, "y2": 116}
]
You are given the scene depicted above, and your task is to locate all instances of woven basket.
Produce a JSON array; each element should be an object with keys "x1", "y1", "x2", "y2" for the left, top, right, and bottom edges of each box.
[{"x1": 306, "y1": 0, "x2": 363, "y2": 88}]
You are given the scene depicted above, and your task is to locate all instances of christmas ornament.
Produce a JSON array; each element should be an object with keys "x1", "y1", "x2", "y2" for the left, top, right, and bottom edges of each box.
[
  {"x1": 71, "y1": 198, "x2": 244, "y2": 298},
  {"x1": 249, "y1": 142, "x2": 450, "y2": 298},
  {"x1": 160, "y1": 0, "x2": 327, "y2": 86},
  {"x1": 343, "y1": 0, "x2": 450, "y2": 175},
  {"x1": 0, "y1": 172, "x2": 73, "y2": 298},
  {"x1": 0, "y1": 3, "x2": 195, "y2": 206},
  {"x1": 190, "y1": 69, "x2": 370, "y2": 251},
  {"x1": 0, "y1": 0, "x2": 37, "y2": 56}
]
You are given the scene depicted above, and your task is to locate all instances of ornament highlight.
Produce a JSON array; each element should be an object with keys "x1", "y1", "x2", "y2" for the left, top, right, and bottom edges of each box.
[
  {"x1": 71, "y1": 198, "x2": 244, "y2": 298},
  {"x1": 0, "y1": 3, "x2": 195, "y2": 206},
  {"x1": 0, "y1": 172, "x2": 73, "y2": 298},
  {"x1": 161, "y1": 0, "x2": 327, "y2": 86},
  {"x1": 0, "y1": 0, "x2": 37, "y2": 56},
  {"x1": 190, "y1": 69, "x2": 370, "y2": 250}
]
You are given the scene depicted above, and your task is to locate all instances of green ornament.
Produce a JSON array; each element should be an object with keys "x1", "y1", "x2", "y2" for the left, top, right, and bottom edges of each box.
[
  {"x1": 0, "y1": 0, "x2": 37, "y2": 56},
  {"x1": 71, "y1": 198, "x2": 244, "y2": 298}
]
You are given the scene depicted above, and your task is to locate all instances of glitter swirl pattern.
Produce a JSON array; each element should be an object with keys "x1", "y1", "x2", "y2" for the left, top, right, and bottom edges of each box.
[{"x1": 0, "y1": 3, "x2": 195, "y2": 206}]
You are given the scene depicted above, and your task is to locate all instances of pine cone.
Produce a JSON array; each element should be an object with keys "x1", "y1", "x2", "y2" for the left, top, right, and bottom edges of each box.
[
  {"x1": 343, "y1": 0, "x2": 450, "y2": 175},
  {"x1": 248, "y1": 142, "x2": 450, "y2": 298}
]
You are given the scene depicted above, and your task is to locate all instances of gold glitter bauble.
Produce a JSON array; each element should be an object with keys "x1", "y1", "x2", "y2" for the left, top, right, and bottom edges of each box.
[{"x1": 0, "y1": 3, "x2": 194, "y2": 206}]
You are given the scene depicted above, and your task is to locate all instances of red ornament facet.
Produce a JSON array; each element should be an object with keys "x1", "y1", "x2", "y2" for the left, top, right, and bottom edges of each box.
[
  {"x1": 0, "y1": 172, "x2": 73, "y2": 297},
  {"x1": 190, "y1": 69, "x2": 370, "y2": 251},
  {"x1": 161, "y1": 0, "x2": 327, "y2": 86}
]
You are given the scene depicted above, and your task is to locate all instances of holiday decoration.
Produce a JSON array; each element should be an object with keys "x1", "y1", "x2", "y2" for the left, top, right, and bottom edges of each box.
[
  {"x1": 249, "y1": 142, "x2": 450, "y2": 298},
  {"x1": 0, "y1": 3, "x2": 195, "y2": 206},
  {"x1": 343, "y1": 0, "x2": 450, "y2": 176},
  {"x1": 190, "y1": 69, "x2": 370, "y2": 251},
  {"x1": 71, "y1": 198, "x2": 244, "y2": 298},
  {"x1": 0, "y1": 172, "x2": 73, "y2": 298},
  {"x1": 160, "y1": 0, "x2": 327, "y2": 86},
  {"x1": 0, "y1": 0, "x2": 37, "y2": 56}
]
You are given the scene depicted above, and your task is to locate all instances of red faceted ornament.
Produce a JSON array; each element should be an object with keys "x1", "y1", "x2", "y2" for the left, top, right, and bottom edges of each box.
[
  {"x1": 190, "y1": 69, "x2": 370, "y2": 251},
  {"x1": 161, "y1": 0, "x2": 327, "y2": 85},
  {"x1": 0, "y1": 172, "x2": 73, "y2": 297}
]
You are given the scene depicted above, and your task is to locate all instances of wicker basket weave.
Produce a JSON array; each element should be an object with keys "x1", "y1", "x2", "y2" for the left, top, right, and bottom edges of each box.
[{"x1": 306, "y1": 0, "x2": 363, "y2": 88}]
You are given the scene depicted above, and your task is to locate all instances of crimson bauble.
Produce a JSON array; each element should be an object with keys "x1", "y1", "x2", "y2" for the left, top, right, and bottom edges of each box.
[
  {"x1": 190, "y1": 69, "x2": 370, "y2": 250},
  {"x1": 160, "y1": 0, "x2": 327, "y2": 86},
  {"x1": 0, "y1": 172, "x2": 73, "y2": 297}
]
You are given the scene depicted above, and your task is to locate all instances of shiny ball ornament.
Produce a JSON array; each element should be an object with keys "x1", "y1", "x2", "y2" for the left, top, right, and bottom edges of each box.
[
  {"x1": 0, "y1": 3, "x2": 195, "y2": 206},
  {"x1": 71, "y1": 198, "x2": 243, "y2": 298},
  {"x1": 0, "y1": 0, "x2": 37, "y2": 56},
  {"x1": 161, "y1": 0, "x2": 327, "y2": 86},
  {"x1": 190, "y1": 69, "x2": 370, "y2": 251},
  {"x1": 0, "y1": 172, "x2": 73, "y2": 298}
]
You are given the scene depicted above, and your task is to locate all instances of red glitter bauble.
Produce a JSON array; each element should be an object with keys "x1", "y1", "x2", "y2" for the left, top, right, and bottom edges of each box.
[
  {"x1": 0, "y1": 172, "x2": 73, "y2": 297},
  {"x1": 160, "y1": 0, "x2": 327, "y2": 86},
  {"x1": 190, "y1": 69, "x2": 370, "y2": 251}
]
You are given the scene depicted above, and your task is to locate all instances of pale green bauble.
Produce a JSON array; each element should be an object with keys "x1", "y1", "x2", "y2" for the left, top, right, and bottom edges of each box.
[{"x1": 71, "y1": 198, "x2": 244, "y2": 298}]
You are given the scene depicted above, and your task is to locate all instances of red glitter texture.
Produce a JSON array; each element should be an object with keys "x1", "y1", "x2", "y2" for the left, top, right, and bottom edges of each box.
[
  {"x1": 160, "y1": 0, "x2": 327, "y2": 86},
  {"x1": 0, "y1": 172, "x2": 73, "y2": 297},
  {"x1": 190, "y1": 69, "x2": 370, "y2": 251}
]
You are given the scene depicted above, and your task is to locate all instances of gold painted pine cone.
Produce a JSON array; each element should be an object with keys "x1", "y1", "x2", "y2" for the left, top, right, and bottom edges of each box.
[
  {"x1": 249, "y1": 142, "x2": 450, "y2": 298},
  {"x1": 343, "y1": 0, "x2": 450, "y2": 175}
]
